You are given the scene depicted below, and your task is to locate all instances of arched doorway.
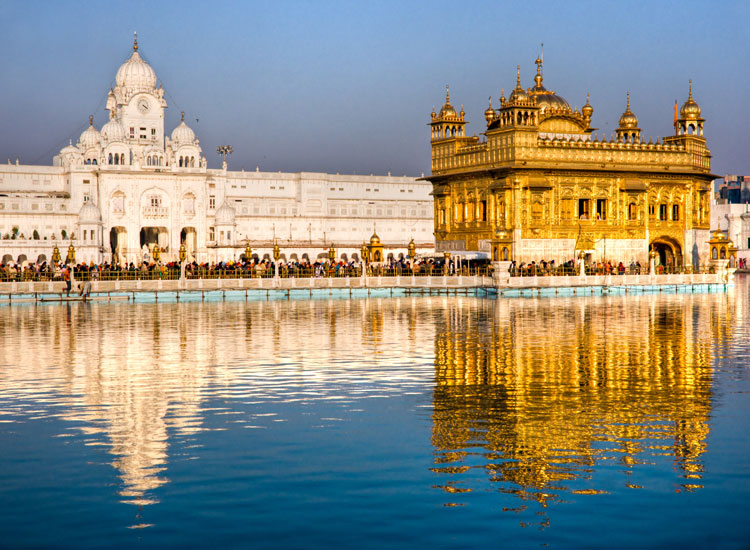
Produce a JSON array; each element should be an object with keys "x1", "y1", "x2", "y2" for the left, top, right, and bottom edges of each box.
[
  {"x1": 140, "y1": 227, "x2": 169, "y2": 254},
  {"x1": 180, "y1": 227, "x2": 197, "y2": 258},
  {"x1": 650, "y1": 236, "x2": 682, "y2": 268},
  {"x1": 110, "y1": 227, "x2": 127, "y2": 264}
]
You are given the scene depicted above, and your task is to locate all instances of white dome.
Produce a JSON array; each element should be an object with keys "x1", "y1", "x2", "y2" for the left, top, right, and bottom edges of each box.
[
  {"x1": 101, "y1": 117, "x2": 126, "y2": 142},
  {"x1": 78, "y1": 202, "x2": 102, "y2": 224},
  {"x1": 60, "y1": 140, "x2": 80, "y2": 156},
  {"x1": 79, "y1": 118, "x2": 102, "y2": 149},
  {"x1": 115, "y1": 50, "x2": 157, "y2": 90},
  {"x1": 171, "y1": 116, "x2": 196, "y2": 146},
  {"x1": 215, "y1": 201, "x2": 236, "y2": 225}
]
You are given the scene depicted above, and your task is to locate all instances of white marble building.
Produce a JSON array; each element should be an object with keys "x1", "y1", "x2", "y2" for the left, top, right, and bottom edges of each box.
[
  {"x1": 711, "y1": 202, "x2": 750, "y2": 261},
  {"x1": 0, "y1": 36, "x2": 433, "y2": 265}
]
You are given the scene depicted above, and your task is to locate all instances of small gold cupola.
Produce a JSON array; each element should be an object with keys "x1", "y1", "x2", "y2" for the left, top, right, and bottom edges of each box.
[
  {"x1": 676, "y1": 80, "x2": 705, "y2": 137},
  {"x1": 430, "y1": 85, "x2": 467, "y2": 141},
  {"x1": 616, "y1": 92, "x2": 641, "y2": 143}
]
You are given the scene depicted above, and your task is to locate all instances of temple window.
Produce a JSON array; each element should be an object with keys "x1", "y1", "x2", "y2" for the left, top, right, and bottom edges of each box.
[
  {"x1": 672, "y1": 204, "x2": 680, "y2": 221},
  {"x1": 209, "y1": 196, "x2": 216, "y2": 209},
  {"x1": 628, "y1": 203, "x2": 637, "y2": 220},
  {"x1": 578, "y1": 199, "x2": 590, "y2": 220},
  {"x1": 596, "y1": 199, "x2": 607, "y2": 220},
  {"x1": 659, "y1": 204, "x2": 668, "y2": 221}
]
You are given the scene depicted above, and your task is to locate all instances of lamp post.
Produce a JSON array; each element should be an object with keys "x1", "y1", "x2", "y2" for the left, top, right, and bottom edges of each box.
[
  {"x1": 67, "y1": 242, "x2": 76, "y2": 286},
  {"x1": 273, "y1": 240, "x2": 280, "y2": 279},
  {"x1": 443, "y1": 251, "x2": 451, "y2": 275},
  {"x1": 179, "y1": 243, "x2": 187, "y2": 281},
  {"x1": 152, "y1": 243, "x2": 160, "y2": 263},
  {"x1": 52, "y1": 245, "x2": 61, "y2": 266},
  {"x1": 408, "y1": 238, "x2": 416, "y2": 266},
  {"x1": 360, "y1": 242, "x2": 369, "y2": 277},
  {"x1": 216, "y1": 145, "x2": 233, "y2": 168},
  {"x1": 649, "y1": 246, "x2": 657, "y2": 275},
  {"x1": 577, "y1": 249, "x2": 586, "y2": 277},
  {"x1": 244, "y1": 241, "x2": 252, "y2": 264}
]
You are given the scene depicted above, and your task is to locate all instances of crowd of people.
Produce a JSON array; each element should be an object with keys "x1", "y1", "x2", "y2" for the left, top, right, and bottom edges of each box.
[
  {"x1": 3, "y1": 253, "x2": 740, "y2": 284},
  {"x1": 0, "y1": 255, "x2": 469, "y2": 282}
]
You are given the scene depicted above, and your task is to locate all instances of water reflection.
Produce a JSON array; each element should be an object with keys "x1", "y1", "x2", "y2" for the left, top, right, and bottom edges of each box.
[
  {"x1": 0, "y1": 297, "x2": 437, "y2": 509},
  {"x1": 431, "y1": 292, "x2": 735, "y2": 514}
]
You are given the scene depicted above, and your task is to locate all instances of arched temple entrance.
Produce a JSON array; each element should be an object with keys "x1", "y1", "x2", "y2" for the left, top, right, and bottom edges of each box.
[
  {"x1": 110, "y1": 226, "x2": 127, "y2": 264},
  {"x1": 650, "y1": 236, "x2": 682, "y2": 267},
  {"x1": 180, "y1": 227, "x2": 197, "y2": 258}
]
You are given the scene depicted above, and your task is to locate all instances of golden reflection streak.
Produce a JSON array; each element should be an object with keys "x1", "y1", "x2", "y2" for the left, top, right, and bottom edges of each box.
[{"x1": 431, "y1": 291, "x2": 735, "y2": 512}]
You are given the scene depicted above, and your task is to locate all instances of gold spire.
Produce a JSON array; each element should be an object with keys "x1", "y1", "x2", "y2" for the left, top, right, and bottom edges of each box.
[
  {"x1": 133, "y1": 31, "x2": 138, "y2": 52},
  {"x1": 534, "y1": 56, "x2": 543, "y2": 88},
  {"x1": 626, "y1": 91, "x2": 631, "y2": 111},
  {"x1": 445, "y1": 84, "x2": 450, "y2": 104},
  {"x1": 181, "y1": 111, "x2": 185, "y2": 122},
  {"x1": 516, "y1": 65, "x2": 521, "y2": 88},
  {"x1": 688, "y1": 79, "x2": 693, "y2": 99},
  {"x1": 89, "y1": 114, "x2": 94, "y2": 126}
]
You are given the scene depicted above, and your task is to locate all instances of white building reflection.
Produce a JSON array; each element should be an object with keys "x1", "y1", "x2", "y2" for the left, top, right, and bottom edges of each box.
[{"x1": 0, "y1": 297, "x2": 438, "y2": 506}]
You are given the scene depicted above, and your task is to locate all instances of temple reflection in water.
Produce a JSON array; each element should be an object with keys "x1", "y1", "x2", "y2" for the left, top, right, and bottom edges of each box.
[
  {"x1": 0, "y1": 297, "x2": 435, "y2": 507},
  {"x1": 0, "y1": 290, "x2": 737, "y2": 516},
  {"x1": 431, "y1": 292, "x2": 735, "y2": 510}
]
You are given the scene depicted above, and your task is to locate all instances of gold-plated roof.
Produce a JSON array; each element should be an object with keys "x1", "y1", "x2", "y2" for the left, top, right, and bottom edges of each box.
[
  {"x1": 528, "y1": 57, "x2": 571, "y2": 112},
  {"x1": 484, "y1": 96, "x2": 496, "y2": 124},
  {"x1": 618, "y1": 92, "x2": 639, "y2": 129},
  {"x1": 582, "y1": 93, "x2": 593, "y2": 118},
  {"x1": 438, "y1": 85, "x2": 457, "y2": 118},
  {"x1": 680, "y1": 81, "x2": 702, "y2": 120},
  {"x1": 508, "y1": 66, "x2": 529, "y2": 103}
]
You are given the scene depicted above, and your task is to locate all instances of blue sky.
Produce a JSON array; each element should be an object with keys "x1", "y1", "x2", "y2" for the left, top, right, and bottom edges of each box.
[{"x1": 1, "y1": 0, "x2": 748, "y2": 176}]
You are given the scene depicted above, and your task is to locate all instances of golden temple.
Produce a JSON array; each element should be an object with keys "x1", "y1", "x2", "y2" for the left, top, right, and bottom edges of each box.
[{"x1": 426, "y1": 58, "x2": 714, "y2": 267}]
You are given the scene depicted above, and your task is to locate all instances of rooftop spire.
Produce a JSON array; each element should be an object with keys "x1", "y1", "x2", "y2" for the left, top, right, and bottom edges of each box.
[
  {"x1": 445, "y1": 84, "x2": 450, "y2": 104},
  {"x1": 688, "y1": 79, "x2": 693, "y2": 99},
  {"x1": 181, "y1": 111, "x2": 185, "y2": 122},
  {"x1": 89, "y1": 114, "x2": 93, "y2": 126},
  {"x1": 133, "y1": 31, "x2": 138, "y2": 52}
]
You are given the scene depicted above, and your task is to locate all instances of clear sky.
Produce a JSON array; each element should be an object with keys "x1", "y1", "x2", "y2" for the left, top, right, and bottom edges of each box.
[{"x1": 1, "y1": 0, "x2": 748, "y2": 177}]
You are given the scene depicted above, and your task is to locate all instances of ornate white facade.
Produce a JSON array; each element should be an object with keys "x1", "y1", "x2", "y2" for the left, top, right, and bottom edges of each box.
[{"x1": 0, "y1": 36, "x2": 433, "y2": 265}]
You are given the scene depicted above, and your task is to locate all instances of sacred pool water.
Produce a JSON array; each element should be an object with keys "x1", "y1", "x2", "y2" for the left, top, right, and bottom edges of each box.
[{"x1": 1, "y1": 281, "x2": 749, "y2": 548}]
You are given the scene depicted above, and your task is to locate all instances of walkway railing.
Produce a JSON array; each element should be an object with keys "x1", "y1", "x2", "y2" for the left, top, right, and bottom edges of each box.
[{"x1": 0, "y1": 266, "x2": 493, "y2": 283}]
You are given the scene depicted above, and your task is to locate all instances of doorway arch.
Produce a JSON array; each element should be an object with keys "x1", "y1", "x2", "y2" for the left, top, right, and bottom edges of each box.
[{"x1": 650, "y1": 236, "x2": 682, "y2": 267}]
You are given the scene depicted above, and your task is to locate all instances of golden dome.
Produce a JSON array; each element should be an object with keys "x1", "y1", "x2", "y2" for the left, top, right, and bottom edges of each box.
[
  {"x1": 369, "y1": 232, "x2": 381, "y2": 245},
  {"x1": 618, "y1": 92, "x2": 639, "y2": 129},
  {"x1": 528, "y1": 58, "x2": 571, "y2": 112},
  {"x1": 438, "y1": 85, "x2": 457, "y2": 118},
  {"x1": 508, "y1": 66, "x2": 529, "y2": 103},
  {"x1": 680, "y1": 81, "x2": 702, "y2": 120},
  {"x1": 582, "y1": 93, "x2": 593, "y2": 118},
  {"x1": 484, "y1": 96, "x2": 496, "y2": 124}
]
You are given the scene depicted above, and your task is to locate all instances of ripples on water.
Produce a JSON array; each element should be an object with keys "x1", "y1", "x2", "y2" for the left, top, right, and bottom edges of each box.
[{"x1": 0, "y1": 283, "x2": 749, "y2": 547}]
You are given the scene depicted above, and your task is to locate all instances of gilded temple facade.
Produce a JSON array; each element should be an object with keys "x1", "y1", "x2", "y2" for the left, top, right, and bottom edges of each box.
[{"x1": 426, "y1": 58, "x2": 714, "y2": 267}]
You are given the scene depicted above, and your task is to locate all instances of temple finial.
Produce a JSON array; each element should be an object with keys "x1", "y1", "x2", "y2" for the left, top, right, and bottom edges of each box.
[
  {"x1": 133, "y1": 31, "x2": 138, "y2": 51},
  {"x1": 89, "y1": 114, "x2": 93, "y2": 126},
  {"x1": 181, "y1": 111, "x2": 185, "y2": 122},
  {"x1": 445, "y1": 84, "x2": 450, "y2": 104}
]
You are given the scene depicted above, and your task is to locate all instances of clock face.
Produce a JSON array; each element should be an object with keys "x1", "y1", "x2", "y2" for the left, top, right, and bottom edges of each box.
[{"x1": 138, "y1": 99, "x2": 150, "y2": 114}]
